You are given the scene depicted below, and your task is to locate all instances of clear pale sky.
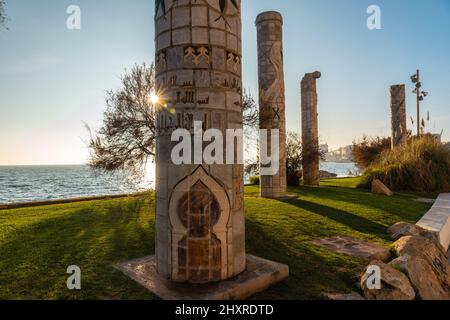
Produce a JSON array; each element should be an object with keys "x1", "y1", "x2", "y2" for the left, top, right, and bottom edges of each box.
[{"x1": 0, "y1": 0, "x2": 449, "y2": 165}]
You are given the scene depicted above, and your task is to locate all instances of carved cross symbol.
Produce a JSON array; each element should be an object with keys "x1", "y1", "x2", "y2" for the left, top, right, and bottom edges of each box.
[
  {"x1": 215, "y1": 0, "x2": 240, "y2": 27},
  {"x1": 273, "y1": 107, "x2": 281, "y2": 120},
  {"x1": 155, "y1": 0, "x2": 166, "y2": 17},
  {"x1": 218, "y1": 0, "x2": 239, "y2": 15}
]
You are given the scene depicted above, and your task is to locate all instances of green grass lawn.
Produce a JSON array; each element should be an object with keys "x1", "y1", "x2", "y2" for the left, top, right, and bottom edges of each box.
[{"x1": 0, "y1": 178, "x2": 433, "y2": 300}]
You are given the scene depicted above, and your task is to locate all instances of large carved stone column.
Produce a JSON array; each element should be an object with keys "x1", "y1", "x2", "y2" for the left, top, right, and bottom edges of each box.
[
  {"x1": 390, "y1": 84, "x2": 407, "y2": 148},
  {"x1": 154, "y1": 0, "x2": 245, "y2": 284},
  {"x1": 301, "y1": 72, "x2": 321, "y2": 186},
  {"x1": 256, "y1": 11, "x2": 287, "y2": 198}
]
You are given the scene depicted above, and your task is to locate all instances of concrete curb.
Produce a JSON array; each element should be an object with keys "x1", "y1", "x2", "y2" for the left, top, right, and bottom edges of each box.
[{"x1": 417, "y1": 193, "x2": 450, "y2": 251}]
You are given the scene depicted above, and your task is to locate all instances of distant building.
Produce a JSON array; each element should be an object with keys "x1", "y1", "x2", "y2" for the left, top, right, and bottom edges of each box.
[
  {"x1": 324, "y1": 145, "x2": 354, "y2": 162},
  {"x1": 319, "y1": 144, "x2": 329, "y2": 154}
]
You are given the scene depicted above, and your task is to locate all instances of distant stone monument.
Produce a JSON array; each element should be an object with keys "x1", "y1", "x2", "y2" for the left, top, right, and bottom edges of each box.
[
  {"x1": 301, "y1": 72, "x2": 321, "y2": 186},
  {"x1": 390, "y1": 84, "x2": 407, "y2": 148},
  {"x1": 256, "y1": 11, "x2": 287, "y2": 198},
  {"x1": 115, "y1": 1, "x2": 288, "y2": 300}
]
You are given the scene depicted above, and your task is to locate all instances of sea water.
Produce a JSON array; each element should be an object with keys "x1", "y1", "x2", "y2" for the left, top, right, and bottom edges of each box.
[{"x1": 0, "y1": 162, "x2": 358, "y2": 204}]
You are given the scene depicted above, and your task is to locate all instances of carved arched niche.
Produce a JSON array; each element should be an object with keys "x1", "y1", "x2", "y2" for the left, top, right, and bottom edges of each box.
[{"x1": 168, "y1": 166, "x2": 231, "y2": 283}]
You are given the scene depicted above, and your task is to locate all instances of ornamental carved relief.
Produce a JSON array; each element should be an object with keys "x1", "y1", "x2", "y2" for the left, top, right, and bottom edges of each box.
[
  {"x1": 168, "y1": 166, "x2": 231, "y2": 283},
  {"x1": 184, "y1": 46, "x2": 210, "y2": 68},
  {"x1": 259, "y1": 41, "x2": 284, "y2": 108},
  {"x1": 177, "y1": 181, "x2": 222, "y2": 283}
]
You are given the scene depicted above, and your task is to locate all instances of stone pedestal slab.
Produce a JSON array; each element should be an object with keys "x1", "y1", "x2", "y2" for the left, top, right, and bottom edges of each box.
[{"x1": 115, "y1": 255, "x2": 289, "y2": 300}]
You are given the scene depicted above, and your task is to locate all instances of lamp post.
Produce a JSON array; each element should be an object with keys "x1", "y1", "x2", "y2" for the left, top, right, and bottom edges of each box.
[{"x1": 410, "y1": 70, "x2": 429, "y2": 137}]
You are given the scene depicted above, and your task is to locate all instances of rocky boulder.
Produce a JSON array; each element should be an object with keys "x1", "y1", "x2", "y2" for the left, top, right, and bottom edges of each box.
[
  {"x1": 319, "y1": 170, "x2": 338, "y2": 179},
  {"x1": 390, "y1": 254, "x2": 449, "y2": 300},
  {"x1": 387, "y1": 222, "x2": 441, "y2": 247},
  {"x1": 361, "y1": 260, "x2": 415, "y2": 300},
  {"x1": 371, "y1": 179, "x2": 394, "y2": 196},
  {"x1": 392, "y1": 236, "x2": 450, "y2": 297}
]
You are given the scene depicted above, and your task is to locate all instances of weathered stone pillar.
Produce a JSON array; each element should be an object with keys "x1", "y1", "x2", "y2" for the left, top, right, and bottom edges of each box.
[
  {"x1": 301, "y1": 72, "x2": 321, "y2": 186},
  {"x1": 390, "y1": 84, "x2": 407, "y2": 148},
  {"x1": 256, "y1": 11, "x2": 287, "y2": 198},
  {"x1": 154, "y1": 0, "x2": 245, "y2": 283}
]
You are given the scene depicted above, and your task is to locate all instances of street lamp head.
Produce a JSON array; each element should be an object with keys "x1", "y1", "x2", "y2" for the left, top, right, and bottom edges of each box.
[{"x1": 422, "y1": 91, "x2": 429, "y2": 97}]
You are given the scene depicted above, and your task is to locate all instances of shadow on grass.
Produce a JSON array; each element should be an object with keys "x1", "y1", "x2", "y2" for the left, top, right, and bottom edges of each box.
[
  {"x1": 283, "y1": 198, "x2": 388, "y2": 239},
  {"x1": 2, "y1": 183, "x2": 427, "y2": 300},
  {"x1": 245, "y1": 217, "x2": 364, "y2": 300},
  {"x1": 0, "y1": 197, "x2": 157, "y2": 300},
  {"x1": 288, "y1": 185, "x2": 431, "y2": 223}
]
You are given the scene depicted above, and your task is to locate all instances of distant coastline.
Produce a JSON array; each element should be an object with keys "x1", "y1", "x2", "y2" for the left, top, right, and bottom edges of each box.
[
  {"x1": 0, "y1": 163, "x2": 358, "y2": 205},
  {"x1": 0, "y1": 165, "x2": 153, "y2": 205},
  {"x1": 322, "y1": 160, "x2": 354, "y2": 164}
]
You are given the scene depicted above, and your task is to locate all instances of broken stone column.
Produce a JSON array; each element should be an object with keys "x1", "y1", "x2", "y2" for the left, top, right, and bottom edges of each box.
[
  {"x1": 256, "y1": 11, "x2": 287, "y2": 198},
  {"x1": 390, "y1": 84, "x2": 407, "y2": 148},
  {"x1": 154, "y1": 0, "x2": 245, "y2": 284},
  {"x1": 301, "y1": 72, "x2": 321, "y2": 186}
]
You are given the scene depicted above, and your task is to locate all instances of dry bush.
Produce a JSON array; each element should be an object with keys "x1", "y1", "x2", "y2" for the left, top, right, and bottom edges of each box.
[
  {"x1": 286, "y1": 132, "x2": 303, "y2": 186},
  {"x1": 352, "y1": 135, "x2": 391, "y2": 169},
  {"x1": 362, "y1": 136, "x2": 450, "y2": 192}
]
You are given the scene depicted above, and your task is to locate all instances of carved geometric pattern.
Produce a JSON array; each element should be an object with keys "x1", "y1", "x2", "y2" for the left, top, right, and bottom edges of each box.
[
  {"x1": 155, "y1": 0, "x2": 245, "y2": 282},
  {"x1": 184, "y1": 46, "x2": 210, "y2": 68}
]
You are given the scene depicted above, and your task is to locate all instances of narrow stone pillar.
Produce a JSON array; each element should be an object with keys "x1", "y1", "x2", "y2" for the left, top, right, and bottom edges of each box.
[
  {"x1": 154, "y1": 0, "x2": 245, "y2": 283},
  {"x1": 255, "y1": 11, "x2": 287, "y2": 198},
  {"x1": 301, "y1": 72, "x2": 321, "y2": 186},
  {"x1": 390, "y1": 84, "x2": 407, "y2": 148}
]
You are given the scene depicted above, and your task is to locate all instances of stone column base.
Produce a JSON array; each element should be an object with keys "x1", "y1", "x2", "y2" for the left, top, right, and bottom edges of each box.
[{"x1": 114, "y1": 255, "x2": 289, "y2": 300}]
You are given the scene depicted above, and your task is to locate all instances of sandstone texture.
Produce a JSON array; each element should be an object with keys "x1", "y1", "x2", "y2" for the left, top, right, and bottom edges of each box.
[
  {"x1": 154, "y1": 0, "x2": 245, "y2": 283},
  {"x1": 371, "y1": 179, "x2": 394, "y2": 196},
  {"x1": 390, "y1": 84, "x2": 407, "y2": 148},
  {"x1": 361, "y1": 260, "x2": 416, "y2": 300},
  {"x1": 301, "y1": 71, "x2": 321, "y2": 186},
  {"x1": 256, "y1": 11, "x2": 287, "y2": 198},
  {"x1": 361, "y1": 222, "x2": 450, "y2": 300}
]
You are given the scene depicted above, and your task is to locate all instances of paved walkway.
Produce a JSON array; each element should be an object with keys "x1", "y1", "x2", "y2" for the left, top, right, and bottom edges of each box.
[
  {"x1": 312, "y1": 237, "x2": 391, "y2": 262},
  {"x1": 417, "y1": 193, "x2": 450, "y2": 251}
]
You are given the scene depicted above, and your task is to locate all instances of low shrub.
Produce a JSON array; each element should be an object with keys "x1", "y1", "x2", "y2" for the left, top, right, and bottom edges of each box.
[
  {"x1": 249, "y1": 176, "x2": 260, "y2": 186},
  {"x1": 287, "y1": 171, "x2": 302, "y2": 187},
  {"x1": 286, "y1": 132, "x2": 303, "y2": 186},
  {"x1": 362, "y1": 136, "x2": 450, "y2": 192},
  {"x1": 353, "y1": 136, "x2": 391, "y2": 169}
]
